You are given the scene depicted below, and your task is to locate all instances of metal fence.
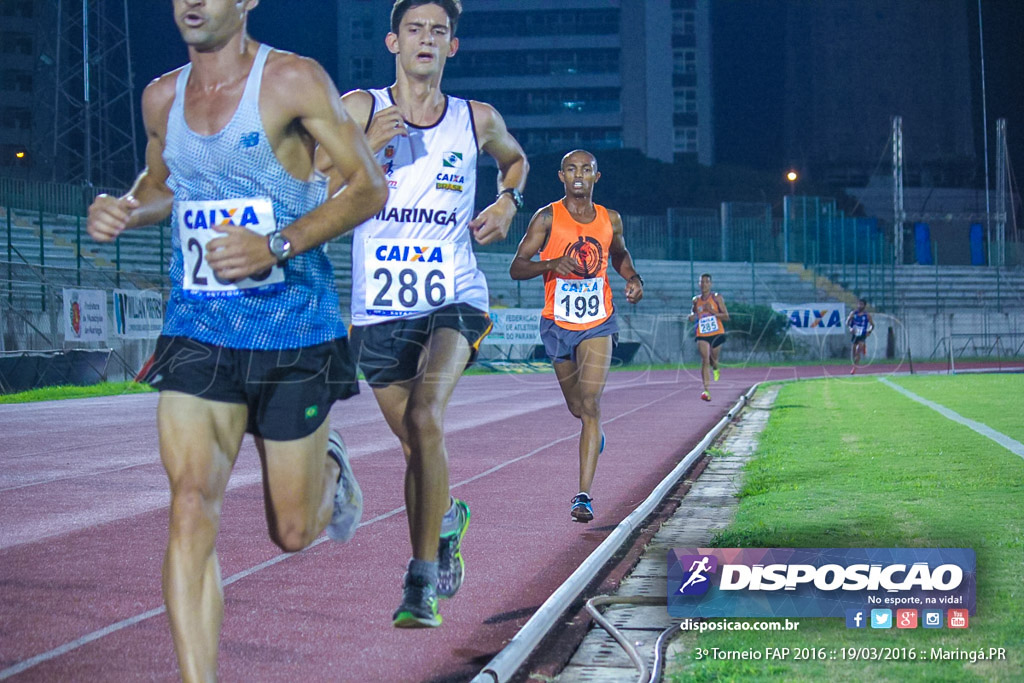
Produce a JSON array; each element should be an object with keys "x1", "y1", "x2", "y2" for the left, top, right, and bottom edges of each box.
[{"x1": 4, "y1": 179, "x2": 1023, "y2": 317}]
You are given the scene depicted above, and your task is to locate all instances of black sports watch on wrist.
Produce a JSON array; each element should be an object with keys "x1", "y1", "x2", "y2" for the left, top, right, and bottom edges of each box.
[
  {"x1": 267, "y1": 231, "x2": 293, "y2": 262},
  {"x1": 497, "y1": 187, "x2": 525, "y2": 211},
  {"x1": 630, "y1": 273, "x2": 644, "y2": 287}
]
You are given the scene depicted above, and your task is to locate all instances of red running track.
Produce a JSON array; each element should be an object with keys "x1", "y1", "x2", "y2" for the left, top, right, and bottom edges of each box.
[{"x1": 0, "y1": 361, "x2": 989, "y2": 682}]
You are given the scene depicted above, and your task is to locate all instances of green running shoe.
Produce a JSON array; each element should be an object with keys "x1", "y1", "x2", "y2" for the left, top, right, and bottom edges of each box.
[
  {"x1": 713, "y1": 367, "x2": 720, "y2": 382},
  {"x1": 437, "y1": 499, "x2": 470, "y2": 598},
  {"x1": 392, "y1": 573, "x2": 442, "y2": 628}
]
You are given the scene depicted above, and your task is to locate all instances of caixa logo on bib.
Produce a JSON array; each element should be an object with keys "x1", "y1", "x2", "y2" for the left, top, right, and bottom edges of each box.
[
  {"x1": 667, "y1": 548, "x2": 976, "y2": 619},
  {"x1": 183, "y1": 205, "x2": 263, "y2": 230}
]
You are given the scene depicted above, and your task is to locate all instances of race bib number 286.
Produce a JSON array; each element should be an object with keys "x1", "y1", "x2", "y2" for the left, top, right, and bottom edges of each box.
[
  {"x1": 178, "y1": 197, "x2": 283, "y2": 297},
  {"x1": 365, "y1": 238, "x2": 455, "y2": 317}
]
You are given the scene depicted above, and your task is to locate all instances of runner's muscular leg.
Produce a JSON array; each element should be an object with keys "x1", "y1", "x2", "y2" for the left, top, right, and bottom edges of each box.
[
  {"x1": 402, "y1": 327, "x2": 471, "y2": 561},
  {"x1": 698, "y1": 340, "x2": 712, "y2": 390},
  {"x1": 574, "y1": 336, "x2": 612, "y2": 493},
  {"x1": 552, "y1": 358, "x2": 582, "y2": 418},
  {"x1": 256, "y1": 420, "x2": 336, "y2": 552},
  {"x1": 157, "y1": 391, "x2": 247, "y2": 683}
]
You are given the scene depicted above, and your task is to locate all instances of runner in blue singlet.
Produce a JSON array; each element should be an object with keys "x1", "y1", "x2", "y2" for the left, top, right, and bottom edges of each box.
[{"x1": 85, "y1": 1, "x2": 386, "y2": 678}]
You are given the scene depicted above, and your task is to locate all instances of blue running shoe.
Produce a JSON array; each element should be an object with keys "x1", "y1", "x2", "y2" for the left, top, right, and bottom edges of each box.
[
  {"x1": 437, "y1": 499, "x2": 470, "y2": 599},
  {"x1": 393, "y1": 573, "x2": 442, "y2": 628},
  {"x1": 325, "y1": 430, "x2": 363, "y2": 542},
  {"x1": 571, "y1": 493, "x2": 594, "y2": 523},
  {"x1": 599, "y1": 430, "x2": 606, "y2": 455}
]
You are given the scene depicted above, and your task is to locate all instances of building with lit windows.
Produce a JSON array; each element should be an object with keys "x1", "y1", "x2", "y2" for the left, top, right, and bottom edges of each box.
[
  {"x1": 0, "y1": 0, "x2": 37, "y2": 175},
  {"x1": 336, "y1": 0, "x2": 715, "y2": 165}
]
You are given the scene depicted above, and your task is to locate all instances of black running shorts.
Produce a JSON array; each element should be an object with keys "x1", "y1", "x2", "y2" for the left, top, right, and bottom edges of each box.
[
  {"x1": 696, "y1": 333, "x2": 726, "y2": 349},
  {"x1": 348, "y1": 303, "x2": 492, "y2": 388},
  {"x1": 143, "y1": 335, "x2": 359, "y2": 441}
]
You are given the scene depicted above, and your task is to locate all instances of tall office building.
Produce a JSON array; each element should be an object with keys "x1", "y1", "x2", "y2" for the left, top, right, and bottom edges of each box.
[
  {"x1": 336, "y1": 0, "x2": 715, "y2": 165},
  {"x1": 0, "y1": 0, "x2": 39, "y2": 177},
  {"x1": 782, "y1": 0, "x2": 975, "y2": 186}
]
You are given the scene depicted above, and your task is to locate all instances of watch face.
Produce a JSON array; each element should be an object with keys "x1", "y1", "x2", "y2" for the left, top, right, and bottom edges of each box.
[{"x1": 270, "y1": 234, "x2": 291, "y2": 259}]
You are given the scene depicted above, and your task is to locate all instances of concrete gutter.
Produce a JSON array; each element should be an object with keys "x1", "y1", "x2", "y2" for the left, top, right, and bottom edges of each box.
[{"x1": 471, "y1": 383, "x2": 761, "y2": 683}]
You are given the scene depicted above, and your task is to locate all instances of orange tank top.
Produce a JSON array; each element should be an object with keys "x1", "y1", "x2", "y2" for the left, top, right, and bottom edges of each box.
[
  {"x1": 540, "y1": 201, "x2": 615, "y2": 330},
  {"x1": 693, "y1": 293, "x2": 723, "y2": 338}
]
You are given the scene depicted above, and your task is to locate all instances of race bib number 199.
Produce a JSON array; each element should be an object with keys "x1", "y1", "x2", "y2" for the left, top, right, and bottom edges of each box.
[
  {"x1": 178, "y1": 197, "x2": 283, "y2": 297},
  {"x1": 555, "y1": 277, "x2": 607, "y2": 325},
  {"x1": 365, "y1": 238, "x2": 456, "y2": 317}
]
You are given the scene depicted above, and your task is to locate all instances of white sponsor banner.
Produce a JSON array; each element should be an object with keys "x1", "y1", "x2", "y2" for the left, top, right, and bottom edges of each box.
[
  {"x1": 483, "y1": 308, "x2": 542, "y2": 345},
  {"x1": 113, "y1": 289, "x2": 164, "y2": 339},
  {"x1": 771, "y1": 302, "x2": 847, "y2": 336},
  {"x1": 63, "y1": 288, "x2": 108, "y2": 342}
]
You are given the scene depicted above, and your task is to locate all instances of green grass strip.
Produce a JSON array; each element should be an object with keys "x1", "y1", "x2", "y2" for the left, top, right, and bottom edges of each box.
[
  {"x1": 0, "y1": 381, "x2": 154, "y2": 404},
  {"x1": 668, "y1": 376, "x2": 1024, "y2": 682},
  {"x1": 889, "y1": 374, "x2": 1024, "y2": 445}
]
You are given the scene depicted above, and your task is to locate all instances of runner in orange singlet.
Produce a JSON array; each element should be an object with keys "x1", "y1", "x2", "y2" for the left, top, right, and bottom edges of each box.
[
  {"x1": 510, "y1": 150, "x2": 643, "y2": 522},
  {"x1": 689, "y1": 273, "x2": 729, "y2": 401}
]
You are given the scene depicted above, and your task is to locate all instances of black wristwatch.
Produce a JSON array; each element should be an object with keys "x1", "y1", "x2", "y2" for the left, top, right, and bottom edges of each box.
[
  {"x1": 267, "y1": 231, "x2": 293, "y2": 262},
  {"x1": 630, "y1": 274, "x2": 644, "y2": 287},
  {"x1": 497, "y1": 187, "x2": 525, "y2": 211}
]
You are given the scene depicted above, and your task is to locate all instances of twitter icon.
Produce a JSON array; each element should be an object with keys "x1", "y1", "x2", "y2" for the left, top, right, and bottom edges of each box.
[{"x1": 870, "y1": 609, "x2": 892, "y2": 629}]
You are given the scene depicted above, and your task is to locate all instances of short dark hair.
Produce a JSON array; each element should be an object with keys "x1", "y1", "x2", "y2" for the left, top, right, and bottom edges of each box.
[
  {"x1": 700, "y1": 273, "x2": 713, "y2": 280},
  {"x1": 391, "y1": 0, "x2": 462, "y2": 36}
]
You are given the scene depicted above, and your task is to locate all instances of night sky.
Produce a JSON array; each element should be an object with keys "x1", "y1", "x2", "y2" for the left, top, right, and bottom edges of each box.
[{"x1": 128, "y1": 1, "x2": 1024, "y2": 186}]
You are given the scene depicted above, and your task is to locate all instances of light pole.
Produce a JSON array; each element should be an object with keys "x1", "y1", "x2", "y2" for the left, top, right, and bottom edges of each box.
[{"x1": 783, "y1": 171, "x2": 798, "y2": 262}]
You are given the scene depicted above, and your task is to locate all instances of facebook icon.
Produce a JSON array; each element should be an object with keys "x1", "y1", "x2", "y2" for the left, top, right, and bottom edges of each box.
[{"x1": 845, "y1": 609, "x2": 866, "y2": 629}]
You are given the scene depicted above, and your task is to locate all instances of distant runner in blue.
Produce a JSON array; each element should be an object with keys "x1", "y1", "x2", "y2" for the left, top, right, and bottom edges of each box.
[
  {"x1": 846, "y1": 298, "x2": 875, "y2": 374},
  {"x1": 85, "y1": 0, "x2": 387, "y2": 679}
]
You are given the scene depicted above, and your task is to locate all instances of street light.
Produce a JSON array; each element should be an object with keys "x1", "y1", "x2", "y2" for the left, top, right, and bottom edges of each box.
[{"x1": 783, "y1": 171, "x2": 799, "y2": 262}]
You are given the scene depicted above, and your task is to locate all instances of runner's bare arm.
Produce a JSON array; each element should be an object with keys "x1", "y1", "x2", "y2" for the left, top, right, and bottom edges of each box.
[
  {"x1": 344, "y1": 91, "x2": 409, "y2": 154},
  {"x1": 315, "y1": 91, "x2": 410, "y2": 194},
  {"x1": 688, "y1": 297, "x2": 698, "y2": 322},
  {"x1": 87, "y1": 76, "x2": 175, "y2": 242},
  {"x1": 510, "y1": 206, "x2": 572, "y2": 279},
  {"x1": 469, "y1": 101, "x2": 529, "y2": 246},
  {"x1": 715, "y1": 294, "x2": 730, "y2": 322},
  {"x1": 208, "y1": 59, "x2": 387, "y2": 280},
  {"x1": 608, "y1": 210, "x2": 643, "y2": 304}
]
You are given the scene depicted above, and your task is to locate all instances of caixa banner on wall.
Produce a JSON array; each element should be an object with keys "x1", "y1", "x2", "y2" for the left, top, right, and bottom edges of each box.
[
  {"x1": 667, "y1": 548, "x2": 975, "y2": 618},
  {"x1": 770, "y1": 303, "x2": 846, "y2": 335}
]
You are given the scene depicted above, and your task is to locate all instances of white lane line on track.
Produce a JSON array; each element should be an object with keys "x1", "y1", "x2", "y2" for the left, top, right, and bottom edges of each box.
[
  {"x1": 878, "y1": 377, "x2": 1024, "y2": 459},
  {"x1": 0, "y1": 385, "x2": 686, "y2": 680}
]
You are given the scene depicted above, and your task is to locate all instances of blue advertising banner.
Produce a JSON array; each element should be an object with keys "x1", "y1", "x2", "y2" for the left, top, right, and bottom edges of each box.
[{"x1": 667, "y1": 548, "x2": 976, "y2": 618}]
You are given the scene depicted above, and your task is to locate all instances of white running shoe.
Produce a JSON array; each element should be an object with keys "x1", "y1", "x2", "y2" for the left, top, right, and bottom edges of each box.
[{"x1": 326, "y1": 430, "x2": 363, "y2": 542}]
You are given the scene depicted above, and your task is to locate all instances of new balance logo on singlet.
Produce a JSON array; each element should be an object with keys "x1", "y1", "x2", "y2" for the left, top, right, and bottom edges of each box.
[{"x1": 375, "y1": 206, "x2": 459, "y2": 226}]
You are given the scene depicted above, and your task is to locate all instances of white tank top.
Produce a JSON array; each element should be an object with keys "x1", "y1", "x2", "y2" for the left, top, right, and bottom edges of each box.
[{"x1": 350, "y1": 88, "x2": 487, "y2": 326}]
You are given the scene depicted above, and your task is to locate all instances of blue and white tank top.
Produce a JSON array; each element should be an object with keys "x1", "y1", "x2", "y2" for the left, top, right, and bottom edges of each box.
[
  {"x1": 162, "y1": 43, "x2": 345, "y2": 349},
  {"x1": 349, "y1": 88, "x2": 487, "y2": 327},
  {"x1": 850, "y1": 311, "x2": 870, "y2": 336}
]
